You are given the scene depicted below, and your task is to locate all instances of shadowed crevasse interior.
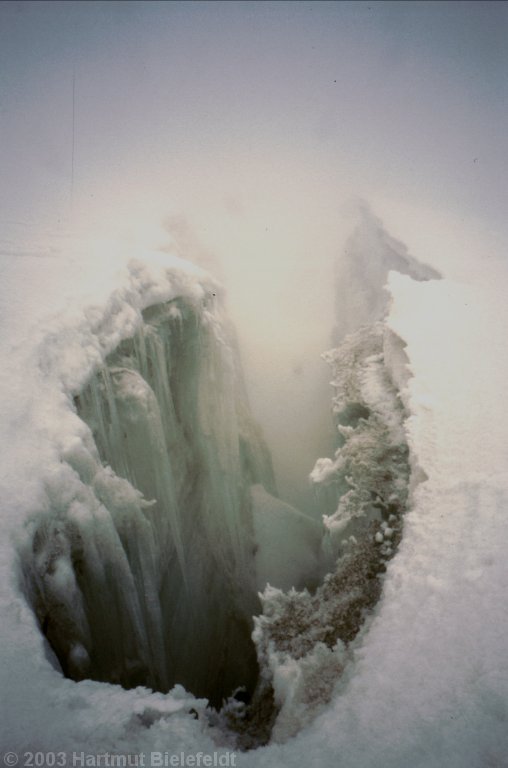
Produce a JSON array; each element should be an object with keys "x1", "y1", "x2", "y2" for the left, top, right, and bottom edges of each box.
[
  {"x1": 18, "y1": 246, "x2": 422, "y2": 746},
  {"x1": 18, "y1": 306, "x2": 415, "y2": 748},
  {"x1": 223, "y1": 322, "x2": 415, "y2": 747}
]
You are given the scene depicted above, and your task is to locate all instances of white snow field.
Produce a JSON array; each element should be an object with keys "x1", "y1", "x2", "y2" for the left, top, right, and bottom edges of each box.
[{"x1": 1, "y1": 221, "x2": 508, "y2": 768}]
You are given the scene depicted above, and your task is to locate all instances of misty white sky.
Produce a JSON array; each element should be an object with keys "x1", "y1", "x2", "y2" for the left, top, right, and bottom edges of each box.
[
  {"x1": 1, "y1": 0, "x2": 507, "y2": 510},
  {"x1": 1, "y1": 1, "x2": 507, "y2": 228}
]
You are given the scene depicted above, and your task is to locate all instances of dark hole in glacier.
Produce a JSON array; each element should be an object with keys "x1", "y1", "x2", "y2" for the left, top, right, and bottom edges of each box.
[{"x1": 337, "y1": 402, "x2": 371, "y2": 429}]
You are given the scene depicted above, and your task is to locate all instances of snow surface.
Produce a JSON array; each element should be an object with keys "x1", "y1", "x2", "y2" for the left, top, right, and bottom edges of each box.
[{"x1": 1, "y1": 230, "x2": 508, "y2": 767}]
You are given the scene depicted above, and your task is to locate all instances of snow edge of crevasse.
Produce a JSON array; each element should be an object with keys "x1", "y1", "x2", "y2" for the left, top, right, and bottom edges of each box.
[{"x1": 244, "y1": 297, "x2": 427, "y2": 747}]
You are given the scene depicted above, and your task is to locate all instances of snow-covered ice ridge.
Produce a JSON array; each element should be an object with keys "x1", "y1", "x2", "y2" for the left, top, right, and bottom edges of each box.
[
  {"x1": 249, "y1": 280, "x2": 420, "y2": 744},
  {"x1": 241, "y1": 210, "x2": 440, "y2": 745},
  {"x1": 1, "y1": 247, "x2": 323, "y2": 750}
]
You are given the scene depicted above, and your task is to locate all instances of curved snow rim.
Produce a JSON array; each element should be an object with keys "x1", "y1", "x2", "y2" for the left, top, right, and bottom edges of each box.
[{"x1": 42, "y1": 254, "x2": 220, "y2": 395}]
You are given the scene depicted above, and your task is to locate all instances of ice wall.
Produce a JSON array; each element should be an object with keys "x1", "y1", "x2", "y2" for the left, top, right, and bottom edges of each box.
[
  {"x1": 252, "y1": 322, "x2": 412, "y2": 741},
  {"x1": 20, "y1": 286, "x2": 278, "y2": 707}
]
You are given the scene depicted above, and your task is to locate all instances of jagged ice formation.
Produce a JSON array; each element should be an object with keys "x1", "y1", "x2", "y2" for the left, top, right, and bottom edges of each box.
[{"x1": 18, "y1": 258, "x2": 318, "y2": 710}]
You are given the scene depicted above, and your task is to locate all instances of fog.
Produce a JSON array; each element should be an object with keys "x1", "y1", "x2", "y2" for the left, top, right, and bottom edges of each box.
[{"x1": 2, "y1": 1, "x2": 507, "y2": 512}]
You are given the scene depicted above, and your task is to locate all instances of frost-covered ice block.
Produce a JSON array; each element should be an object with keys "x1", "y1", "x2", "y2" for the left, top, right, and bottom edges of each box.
[
  {"x1": 312, "y1": 322, "x2": 410, "y2": 554},
  {"x1": 251, "y1": 484, "x2": 324, "y2": 593},
  {"x1": 22, "y1": 292, "x2": 277, "y2": 707}
]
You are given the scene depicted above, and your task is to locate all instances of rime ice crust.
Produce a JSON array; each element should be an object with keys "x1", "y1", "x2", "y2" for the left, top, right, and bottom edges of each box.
[{"x1": 247, "y1": 211, "x2": 440, "y2": 744}]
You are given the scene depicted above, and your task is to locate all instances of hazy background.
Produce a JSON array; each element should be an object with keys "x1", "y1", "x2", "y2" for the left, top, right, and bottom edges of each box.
[{"x1": 1, "y1": 1, "x2": 507, "y2": 512}]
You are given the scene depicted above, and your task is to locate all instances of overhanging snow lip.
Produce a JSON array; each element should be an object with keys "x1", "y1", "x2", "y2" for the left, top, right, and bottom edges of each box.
[{"x1": 36, "y1": 258, "x2": 221, "y2": 397}]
